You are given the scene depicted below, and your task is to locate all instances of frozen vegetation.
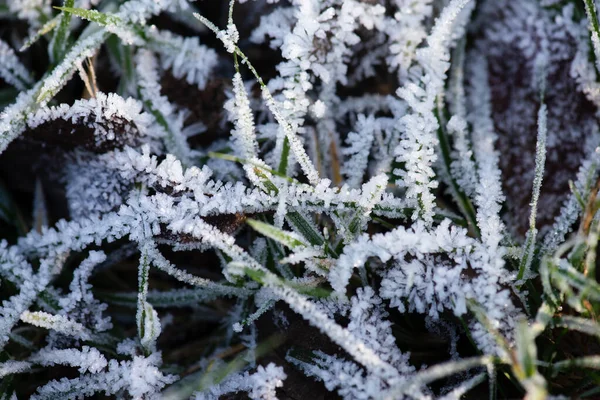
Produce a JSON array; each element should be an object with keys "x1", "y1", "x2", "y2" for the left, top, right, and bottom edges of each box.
[{"x1": 0, "y1": 0, "x2": 599, "y2": 398}]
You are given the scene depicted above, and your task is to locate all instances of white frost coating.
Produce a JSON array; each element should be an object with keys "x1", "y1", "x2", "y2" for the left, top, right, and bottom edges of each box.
[
  {"x1": 543, "y1": 145, "x2": 600, "y2": 251},
  {"x1": 333, "y1": 219, "x2": 517, "y2": 355},
  {"x1": 0, "y1": 40, "x2": 33, "y2": 90},
  {"x1": 261, "y1": 86, "x2": 320, "y2": 185},
  {"x1": 116, "y1": 0, "x2": 190, "y2": 25},
  {"x1": 147, "y1": 29, "x2": 218, "y2": 90},
  {"x1": 227, "y1": 73, "x2": 260, "y2": 160},
  {"x1": 65, "y1": 154, "x2": 130, "y2": 220},
  {"x1": 31, "y1": 352, "x2": 176, "y2": 400},
  {"x1": 218, "y1": 22, "x2": 240, "y2": 54},
  {"x1": 21, "y1": 311, "x2": 90, "y2": 340},
  {"x1": 270, "y1": 285, "x2": 401, "y2": 383},
  {"x1": 287, "y1": 288, "x2": 415, "y2": 398},
  {"x1": 394, "y1": 0, "x2": 474, "y2": 223},
  {"x1": 30, "y1": 347, "x2": 108, "y2": 374},
  {"x1": 38, "y1": 30, "x2": 108, "y2": 106},
  {"x1": 464, "y1": 53, "x2": 519, "y2": 352},
  {"x1": 342, "y1": 114, "x2": 376, "y2": 188},
  {"x1": 58, "y1": 251, "x2": 113, "y2": 334},
  {"x1": 385, "y1": 0, "x2": 434, "y2": 82},
  {"x1": 135, "y1": 49, "x2": 194, "y2": 164},
  {"x1": 143, "y1": 239, "x2": 251, "y2": 298},
  {"x1": 249, "y1": 0, "x2": 384, "y2": 182},
  {"x1": 0, "y1": 361, "x2": 32, "y2": 378},
  {"x1": 448, "y1": 115, "x2": 477, "y2": 197},
  {"x1": 520, "y1": 102, "x2": 548, "y2": 279},
  {"x1": 0, "y1": 254, "x2": 65, "y2": 350},
  {"x1": 26, "y1": 92, "x2": 151, "y2": 145},
  {"x1": 193, "y1": 363, "x2": 286, "y2": 400},
  {"x1": 0, "y1": 81, "x2": 42, "y2": 155},
  {"x1": 466, "y1": 53, "x2": 506, "y2": 255},
  {"x1": 439, "y1": 374, "x2": 486, "y2": 400}
]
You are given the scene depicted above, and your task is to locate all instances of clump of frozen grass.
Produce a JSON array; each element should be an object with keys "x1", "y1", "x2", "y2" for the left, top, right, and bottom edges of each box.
[{"x1": 0, "y1": 0, "x2": 600, "y2": 399}]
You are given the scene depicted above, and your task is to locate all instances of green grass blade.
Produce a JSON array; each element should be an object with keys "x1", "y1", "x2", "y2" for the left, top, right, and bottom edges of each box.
[
  {"x1": 247, "y1": 219, "x2": 308, "y2": 249},
  {"x1": 50, "y1": 0, "x2": 75, "y2": 63},
  {"x1": 53, "y1": 6, "x2": 121, "y2": 27}
]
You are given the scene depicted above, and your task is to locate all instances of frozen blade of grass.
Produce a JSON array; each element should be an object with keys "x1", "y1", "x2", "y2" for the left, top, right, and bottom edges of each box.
[
  {"x1": 439, "y1": 373, "x2": 486, "y2": 400},
  {"x1": 0, "y1": 361, "x2": 32, "y2": 378},
  {"x1": 584, "y1": 0, "x2": 600, "y2": 73},
  {"x1": 135, "y1": 49, "x2": 194, "y2": 166},
  {"x1": 553, "y1": 261, "x2": 600, "y2": 302},
  {"x1": 50, "y1": 0, "x2": 75, "y2": 63},
  {"x1": 139, "y1": 301, "x2": 161, "y2": 354},
  {"x1": 0, "y1": 40, "x2": 33, "y2": 90},
  {"x1": 54, "y1": 6, "x2": 122, "y2": 26},
  {"x1": 543, "y1": 150, "x2": 599, "y2": 252},
  {"x1": 285, "y1": 210, "x2": 325, "y2": 247},
  {"x1": 208, "y1": 152, "x2": 294, "y2": 184},
  {"x1": 247, "y1": 219, "x2": 308, "y2": 249},
  {"x1": 467, "y1": 299, "x2": 512, "y2": 356},
  {"x1": 531, "y1": 301, "x2": 554, "y2": 336},
  {"x1": 20, "y1": 311, "x2": 90, "y2": 340},
  {"x1": 143, "y1": 240, "x2": 252, "y2": 298},
  {"x1": 394, "y1": 0, "x2": 474, "y2": 224},
  {"x1": 514, "y1": 319, "x2": 546, "y2": 394},
  {"x1": 194, "y1": 12, "x2": 320, "y2": 185},
  {"x1": 57, "y1": 5, "x2": 142, "y2": 45},
  {"x1": 278, "y1": 136, "x2": 291, "y2": 176},
  {"x1": 268, "y1": 285, "x2": 400, "y2": 383},
  {"x1": 99, "y1": 290, "x2": 229, "y2": 314},
  {"x1": 137, "y1": 243, "x2": 155, "y2": 353},
  {"x1": 20, "y1": 17, "x2": 60, "y2": 52},
  {"x1": 552, "y1": 355, "x2": 600, "y2": 375},
  {"x1": 9, "y1": 332, "x2": 36, "y2": 350},
  {"x1": 584, "y1": 219, "x2": 600, "y2": 277},
  {"x1": 551, "y1": 315, "x2": 600, "y2": 339},
  {"x1": 384, "y1": 356, "x2": 496, "y2": 398},
  {"x1": 345, "y1": 174, "x2": 389, "y2": 241},
  {"x1": 342, "y1": 114, "x2": 376, "y2": 188},
  {"x1": 0, "y1": 253, "x2": 67, "y2": 351},
  {"x1": 232, "y1": 299, "x2": 276, "y2": 333},
  {"x1": 237, "y1": 264, "x2": 330, "y2": 299},
  {"x1": 487, "y1": 362, "x2": 497, "y2": 400},
  {"x1": 0, "y1": 85, "x2": 42, "y2": 155},
  {"x1": 570, "y1": 180, "x2": 587, "y2": 209},
  {"x1": 518, "y1": 102, "x2": 548, "y2": 282},
  {"x1": 37, "y1": 29, "x2": 108, "y2": 105},
  {"x1": 230, "y1": 72, "x2": 259, "y2": 160},
  {"x1": 29, "y1": 347, "x2": 109, "y2": 374},
  {"x1": 260, "y1": 84, "x2": 319, "y2": 185},
  {"x1": 540, "y1": 257, "x2": 561, "y2": 309},
  {"x1": 162, "y1": 334, "x2": 284, "y2": 400},
  {"x1": 467, "y1": 53, "x2": 506, "y2": 252},
  {"x1": 435, "y1": 103, "x2": 479, "y2": 237}
]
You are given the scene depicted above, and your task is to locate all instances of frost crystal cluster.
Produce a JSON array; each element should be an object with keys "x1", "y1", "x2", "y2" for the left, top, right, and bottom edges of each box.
[{"x1": 1, "y1": 0, "x2": 600, "y2": 398}]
